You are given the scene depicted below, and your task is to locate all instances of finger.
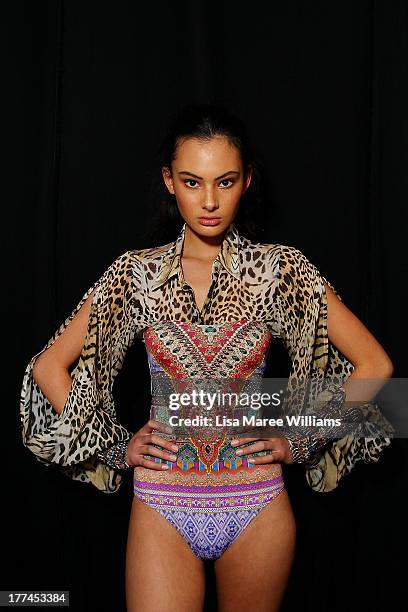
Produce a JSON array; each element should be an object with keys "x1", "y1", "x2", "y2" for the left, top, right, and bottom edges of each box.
[
  {"x1": 234, "y1": 441, "x2": 270, "y2": 455},
  {"x1": 137, "y1": 432, "x2": 178, "y2": 447},
  {"x1": 266, "y1": 437, "x2": 288, "y2": 445},
  {"x1": 231, "y1": 436, "x2": 284, "y2": 446},
  {"x1": 137, "y1": 456, "x2": 172, "y2": 470},
  {"x1": 139, "y1": 419, "x2": 173, "y2": 434},
  {"x1": 139, "y1": 444, "x2": 178, "y2": 462},
  {"x1": 230, "y1": 437, "x2": 261, "y2": 447},
  {"x1": 148, "y1": 434, "x2": 179, "y2": 452},
  {"x1": 247, "y1": 451, "x2": 281, "y2": 465}
]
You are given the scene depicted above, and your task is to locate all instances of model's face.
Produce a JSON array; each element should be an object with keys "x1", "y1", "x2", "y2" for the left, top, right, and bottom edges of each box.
[{"x1": 162, "y1": 136, "x2": 252, "y2": 237}]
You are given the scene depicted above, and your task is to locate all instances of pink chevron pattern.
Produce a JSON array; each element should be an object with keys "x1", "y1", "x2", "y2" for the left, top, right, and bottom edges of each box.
[{"x1": 143, "y1": 318, "x2": 273, "y2": 469}]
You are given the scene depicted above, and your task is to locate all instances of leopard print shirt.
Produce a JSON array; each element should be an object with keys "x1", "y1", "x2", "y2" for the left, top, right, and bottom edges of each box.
[{"x1": 20, "y1": 222, "x2": 393, "y2": 494}]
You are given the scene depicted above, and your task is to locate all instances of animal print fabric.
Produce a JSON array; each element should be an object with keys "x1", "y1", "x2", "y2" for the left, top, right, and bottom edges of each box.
[{"x1": 19, "y1": 221, "x2": 393, "y2": 493}]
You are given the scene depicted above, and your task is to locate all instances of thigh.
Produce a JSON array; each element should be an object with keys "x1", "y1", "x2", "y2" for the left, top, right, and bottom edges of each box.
[
  {"x1": 214, "y1": 489, "x2": 296, "y2": 612},
  {"x1": 126, "y1": 497, "x2": 206, "y2": 612}
]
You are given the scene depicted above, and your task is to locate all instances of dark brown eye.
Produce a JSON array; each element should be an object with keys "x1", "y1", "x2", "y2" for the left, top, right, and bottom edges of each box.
[
  {"x1": 184, "y1": 179, "x2": 199, "y2": 188},
  {"x1": 220, "y1": 179, "x2": 234, "y2": 188}
]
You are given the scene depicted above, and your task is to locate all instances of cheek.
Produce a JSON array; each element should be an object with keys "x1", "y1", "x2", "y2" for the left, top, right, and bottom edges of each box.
[
  {"x1": 223, "y1": 186, "x2": 243, "y2": 207},
  {"x1": 174, "y1": 190, "x2": 199, "y2": 214},
  {"x1": 176, "y1": 189, "x2": 195, "y2": 203}
]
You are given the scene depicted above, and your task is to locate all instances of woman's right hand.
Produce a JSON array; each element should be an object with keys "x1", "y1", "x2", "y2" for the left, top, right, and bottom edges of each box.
[{"x1": 126, "y1": 419, "x2": 179, "y2": 470}]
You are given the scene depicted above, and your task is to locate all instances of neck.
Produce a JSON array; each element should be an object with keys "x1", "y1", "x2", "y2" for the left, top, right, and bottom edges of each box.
[{"x1": 182, "y1": 223, "x2": 228, "y2": 262}]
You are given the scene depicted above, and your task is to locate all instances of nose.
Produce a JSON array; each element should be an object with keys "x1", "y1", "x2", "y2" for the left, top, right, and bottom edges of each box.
[{"x1": 202, "y1": 185, "x2": 219, "y2": 211}]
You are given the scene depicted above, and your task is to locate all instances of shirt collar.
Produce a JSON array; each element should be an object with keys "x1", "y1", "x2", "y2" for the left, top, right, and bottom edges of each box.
[{"x1": 151, "y1": 221, "x2": 241, "y2": 290}]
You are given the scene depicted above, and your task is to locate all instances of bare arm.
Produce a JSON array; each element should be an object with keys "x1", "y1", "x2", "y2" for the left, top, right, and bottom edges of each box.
[
  {"x1": 324, "y1": 281, "x2": 394, "y2": 406},
  {"x1": 32, "y1": 289, "x2": 97, "y2": 416}
]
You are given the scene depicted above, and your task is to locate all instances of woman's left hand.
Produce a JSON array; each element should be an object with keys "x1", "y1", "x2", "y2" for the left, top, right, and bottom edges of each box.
[{"x1": 230, "y1": 436, "x2": 295, "y2": 465}]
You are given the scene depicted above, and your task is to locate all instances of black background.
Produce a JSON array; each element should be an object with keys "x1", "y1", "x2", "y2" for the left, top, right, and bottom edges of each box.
[{"x1": 6, "y1": 1, "x2": 408, "y2": 610}]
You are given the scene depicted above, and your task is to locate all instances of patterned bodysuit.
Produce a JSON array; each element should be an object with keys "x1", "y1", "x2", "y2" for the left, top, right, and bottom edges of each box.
[
  {"x1": 133, "y1": 318, "x2": 285, "y2": 561},
  {"x1": 20, "y1": 218, "x2": 393, "y2": 513}
]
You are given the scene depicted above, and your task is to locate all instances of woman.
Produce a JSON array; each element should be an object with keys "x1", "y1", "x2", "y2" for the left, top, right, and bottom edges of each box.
[{"x1": 21, "y1": 104, "x2": 394, "y2": 612}]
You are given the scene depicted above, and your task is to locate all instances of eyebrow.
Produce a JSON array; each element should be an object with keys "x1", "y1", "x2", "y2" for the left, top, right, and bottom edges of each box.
[{"x1": 178, "y1": 170, "x2": 240, "y2": 180}]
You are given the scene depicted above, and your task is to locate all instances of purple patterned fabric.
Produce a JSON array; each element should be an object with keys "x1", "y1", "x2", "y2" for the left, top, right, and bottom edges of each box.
[
  {"x1": 155, "y1": 507, "x2": 267, "y2": 560},
  {"x1": 134, "y1": 475, "x2": 285, "y2": 560}
]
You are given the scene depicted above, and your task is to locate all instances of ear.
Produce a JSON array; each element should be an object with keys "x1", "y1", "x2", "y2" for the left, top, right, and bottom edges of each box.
[
  {"x1": 162, "y1": 166, "x2": 175, "y2": 194},
  {"x1": 243, "y1": 164, "x2": 253, "y2": 193}
]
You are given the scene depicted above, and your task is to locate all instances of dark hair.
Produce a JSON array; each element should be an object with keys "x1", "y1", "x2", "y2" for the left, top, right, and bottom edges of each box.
[{"x1": 147, "y1": 103, "x2": 269, "y2": 246}]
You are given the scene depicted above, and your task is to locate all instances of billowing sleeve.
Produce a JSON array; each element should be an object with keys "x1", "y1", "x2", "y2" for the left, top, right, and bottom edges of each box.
[
  {"x1": 19, "y1": 249, "x2": 148, "y2": 494},
  {"x1": 276, "y1": 245, "x2": 394, "y2": 493}
]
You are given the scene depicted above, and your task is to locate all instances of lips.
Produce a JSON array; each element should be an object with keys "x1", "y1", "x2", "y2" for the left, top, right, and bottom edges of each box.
[{"x1": 198, "y1": 217, "x2": 221, "y2": 226}]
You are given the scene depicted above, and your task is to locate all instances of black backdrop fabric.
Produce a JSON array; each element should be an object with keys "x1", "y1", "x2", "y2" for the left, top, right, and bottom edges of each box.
[{"x1": 7, "y1": 1, "x2": 408, "y2": 610}]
